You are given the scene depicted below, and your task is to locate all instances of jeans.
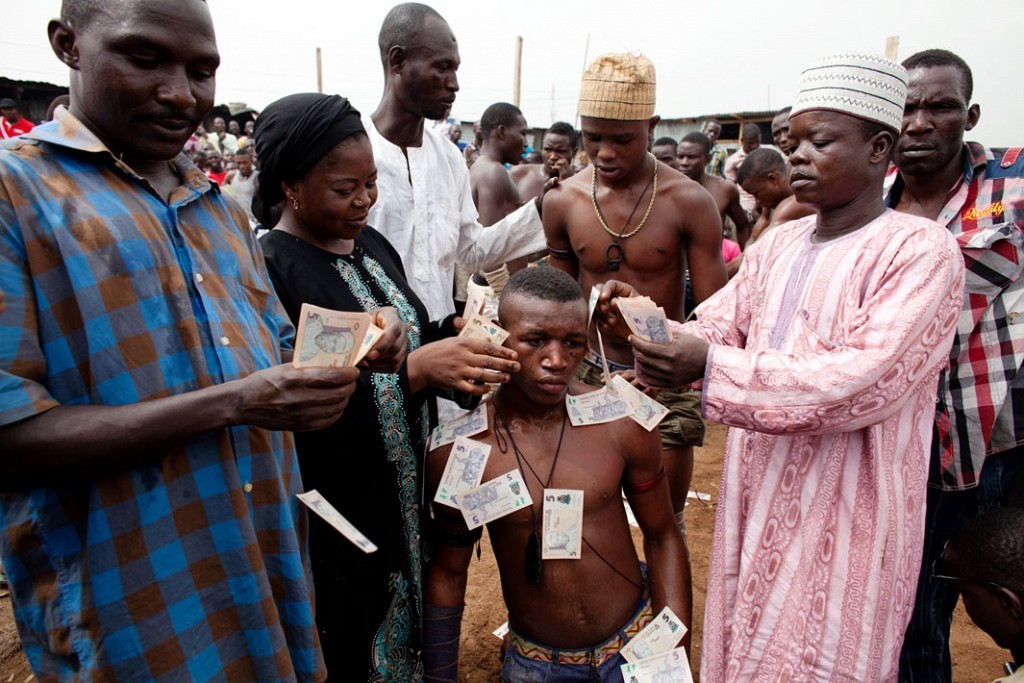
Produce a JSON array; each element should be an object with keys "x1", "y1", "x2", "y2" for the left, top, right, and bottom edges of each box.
[
  {"x1": 897, "y1": 445, "x2": 1023, "y2": 682},
  {"x1": 501, "y1": 648, "x2": 628, "y2": 683}
]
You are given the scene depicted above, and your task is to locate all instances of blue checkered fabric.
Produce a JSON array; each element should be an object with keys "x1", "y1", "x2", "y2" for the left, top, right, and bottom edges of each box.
[{"x1": 0, "y1": 109, "x2": 324, "y2": 681}]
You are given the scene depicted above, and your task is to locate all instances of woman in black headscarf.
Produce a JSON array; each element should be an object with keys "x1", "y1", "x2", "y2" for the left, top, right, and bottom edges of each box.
[{"x1": 256, "y1": 94, "x2": 519, "y2": 681}]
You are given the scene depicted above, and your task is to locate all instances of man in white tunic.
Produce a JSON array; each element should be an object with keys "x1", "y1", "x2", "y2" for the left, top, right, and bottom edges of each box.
[
  {"x1": 366, "y1": 3, "x2": 547, "y2": 320},
  {"x1": 606, "y1": 53, "x2": 966, "y2": 681}
]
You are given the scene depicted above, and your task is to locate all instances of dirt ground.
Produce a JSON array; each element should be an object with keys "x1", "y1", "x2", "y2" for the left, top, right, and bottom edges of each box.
[{"x1": 0, "y1": 422, "x2": 1009, "y2": 681}]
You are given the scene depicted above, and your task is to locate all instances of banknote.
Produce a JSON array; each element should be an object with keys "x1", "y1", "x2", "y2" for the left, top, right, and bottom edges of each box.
[
  {"x1": 619, "y1": 646, "x2": 693, "y2": 683},
  {"x1": 542, "y1": 488, "x2": 583, "y2": 560},
  {"x1": 492, "y1": 621, "x2": 510, "y2": 639},
  {"x1": 293, "y1": 303, "x2": 371, "y2": 368},
  {"x1": 459, "y1": 469, "x2": 533, "y2": 530},
  {"x1": 297, "y1": 490, "x2": 378, "y2": 554},
  {"x1": 434, "y1": 436, "x2": 492, "y2": 509},
  {"x1": 463, "y1": 280, "x2": 497, "y2": 320},
  {"x1": 429, "y1": 404, "x2": 489, "y2": 451},
  {"x1": 458, "y1": 313, "x2": 510, "y2": 345},
  {"x1": 610, "y1": 375, "x2": 669, "y2": 432},
  {"x1": 566, "y1": 387, "x2": 632, "y2": 426},
  {"x1": 617, "y1": 298, "x2": 672, "y2": 344},
  {"x1": 619, "y1": 606, "x2": 688, "y2": 663},
  {"x1": 352, "y1": 321, "x2": 385, "y2": 365}
]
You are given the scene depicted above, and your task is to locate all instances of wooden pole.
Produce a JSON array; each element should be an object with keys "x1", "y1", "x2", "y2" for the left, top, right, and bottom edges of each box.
[
  {"x1": 885, "y1": 36, "x2": 900, "y2": 61},
  {"x1": 316, "y1": 47, "x2": 323, "y2": 94},
  {"x1": 513, "y1": 36, "x2": 523, "y2": 107}
]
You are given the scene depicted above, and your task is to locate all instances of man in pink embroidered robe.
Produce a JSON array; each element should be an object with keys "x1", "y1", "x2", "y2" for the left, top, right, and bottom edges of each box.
[{"x1": 604, "y1": 53, "x2": 967, "y2": 681}]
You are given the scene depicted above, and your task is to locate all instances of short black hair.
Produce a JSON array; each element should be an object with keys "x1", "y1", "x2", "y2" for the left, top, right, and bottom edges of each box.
[
  {"x1": 498, "y1": 267, "x2": 583, "y2": 320},
  {"x1": 62, "y1": 0, "x2": 207, "y2": 29},
  {"x1": 902, "y1": 49, "x2": 973, "y2": 101},
  {"x1": 948, "y1": 507, "x2": 1024, "y2": 595},
  {"x1": 480, "y1": 102, "x2": 523, "y2": 137},
  {"x1": 703, "y1": 118, "x2": 721, "y2": 128},
  {"x1": 653, "y1": 136, "x2": 678, "y2": 149},
  {"x1": 545, "y1": 121, "x2": 578, "y2": 150},
  {"x1": 680, "y1": 131, "x2": 711, "y2": 156},
  {"x1": 775, "y1": 106, "x2": 792, "y2": 117},
  {"x1": 378, "y1": 2, "x2": 443, "y2": 66},
  {"x1": 737, "y1": 147, "x2": 786, "y2": 185},
  {"x1": 742, "y1": 124, "x2": 763, "y2": 142}
]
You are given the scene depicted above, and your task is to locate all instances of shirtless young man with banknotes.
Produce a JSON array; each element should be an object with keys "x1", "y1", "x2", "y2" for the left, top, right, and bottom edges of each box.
[
  {"x1": 422, "y1": 267, "x2": 689, "y2": 682},
  {"x1": 543, "y1": 53, "x2": 727, "y2": 533}
]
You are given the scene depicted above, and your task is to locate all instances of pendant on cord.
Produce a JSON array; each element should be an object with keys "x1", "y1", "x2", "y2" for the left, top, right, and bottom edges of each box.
[{"x1": 605, "y1": 241, "x2": 624, "y2": 271}]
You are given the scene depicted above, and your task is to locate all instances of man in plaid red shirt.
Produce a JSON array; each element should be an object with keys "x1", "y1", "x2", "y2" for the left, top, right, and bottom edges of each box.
[{"x1": 887, "y1": 49, "x2": 1024, "y2": 682}]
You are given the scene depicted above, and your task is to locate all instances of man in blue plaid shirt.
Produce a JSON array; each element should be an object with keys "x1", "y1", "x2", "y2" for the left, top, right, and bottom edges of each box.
[{"x1": 0, "y1": 1, "x2": 391, "y2": 680}]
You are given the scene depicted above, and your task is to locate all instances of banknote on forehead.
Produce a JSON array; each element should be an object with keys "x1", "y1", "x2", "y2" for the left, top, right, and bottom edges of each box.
[{"x1": 458, "y1": 314, "x2": 510, "y2": 345}]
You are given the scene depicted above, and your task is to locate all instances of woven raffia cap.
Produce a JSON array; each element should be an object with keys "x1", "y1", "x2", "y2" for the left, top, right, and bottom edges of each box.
[
  {"x1": 578, "y1": 52, "x2": 656, "y2": 121},
  {"x1": 791, "y1": 52, "x2": 908, "y2": 131}
]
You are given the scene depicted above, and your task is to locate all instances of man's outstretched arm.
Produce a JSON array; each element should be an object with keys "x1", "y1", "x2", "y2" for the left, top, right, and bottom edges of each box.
[{"x1": 1, "y1": 364, "x2": 359, "y2": 490}]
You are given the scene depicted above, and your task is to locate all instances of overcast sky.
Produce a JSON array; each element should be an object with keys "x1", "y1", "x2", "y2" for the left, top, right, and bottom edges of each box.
[{"x1": 2, "y1": 1, "x2": 1022, "y2": 145}]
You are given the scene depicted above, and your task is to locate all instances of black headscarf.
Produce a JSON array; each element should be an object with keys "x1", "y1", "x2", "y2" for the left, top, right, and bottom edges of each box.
[{"x1": 254, "y1": 93, "x2": 365, "y2": 209}]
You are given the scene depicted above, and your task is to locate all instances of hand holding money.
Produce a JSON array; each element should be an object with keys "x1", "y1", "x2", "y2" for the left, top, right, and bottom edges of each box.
[
  {"x1": 359, "y1": 307, "x2": 407, "y2": 372},
  {"x1": 408, "y1": 336, "x2": 520, "y2": 395},
  {"x1": 631, "y1": 333, "x2": 709, "y2": 389},
  {"x1": 595, "y1": 280, "x2": 641, "y2": 341},
  {"x1": 234, "y1": 364, "x2": 360, "y2": 431}
]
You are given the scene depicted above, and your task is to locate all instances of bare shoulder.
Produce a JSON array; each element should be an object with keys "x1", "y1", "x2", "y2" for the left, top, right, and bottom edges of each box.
[
  {"x1": 660, "y1": 172, "x2": 719, "y2": 222},
  {"x1": 509, "y1": 164, "x2": 533, "y2": 181},
  {"x1": 772, "y1": 195, "x2": 815, "y2": 225},
  {"x1": 706, "y1": 174, "x2": 739, "y2": 199},
  {"x1": 544, "y1": 169, "x2": 589, "y2": 212}
]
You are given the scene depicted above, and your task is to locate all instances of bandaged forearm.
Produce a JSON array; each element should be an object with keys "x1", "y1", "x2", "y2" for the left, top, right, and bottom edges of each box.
[
  {"x1": 483, "y1": 264, "x2": 510, "y2": 297},
  {"x1": 423, "y1": 603, "x2": 463, "y2": 682}
]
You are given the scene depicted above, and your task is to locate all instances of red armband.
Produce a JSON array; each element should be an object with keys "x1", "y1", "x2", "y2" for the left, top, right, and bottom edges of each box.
[{"x1": 624, "y1": 466, "x2": 666, "y2": 496}]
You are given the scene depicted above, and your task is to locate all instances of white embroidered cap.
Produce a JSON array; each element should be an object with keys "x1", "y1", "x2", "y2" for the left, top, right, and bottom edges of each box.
[{"x1": 791, "y1": 52, "x2": 908, "y2": 131}]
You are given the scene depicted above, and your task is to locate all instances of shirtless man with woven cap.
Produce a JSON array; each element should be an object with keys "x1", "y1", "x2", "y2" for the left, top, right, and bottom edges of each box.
[{"x1": 543, "y1": 52, "x2": 727, "y2": 539}]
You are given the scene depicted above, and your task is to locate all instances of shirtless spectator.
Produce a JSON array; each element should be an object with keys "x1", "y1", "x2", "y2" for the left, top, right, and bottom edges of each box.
[
  {"x1": 677, "y1": 131, "x2": 752, "y2": 246},
  {"x1": 469, "y1": 102, "x2": 535, "y2": 287},
  {"x1": 422, "y1": 267, "x2": 688, "y2": 681},
  {"x1": 725, "y1": 124, "x2": 763, "y2": 214},
  {"x1": 511, "y1": 121, "x2": 579, "y2": 203},
  {"x1": 651, "y1": 136, "x2": 678, "y2": 169},
  {"x1": 737, "y1": 147, "x2": 813, "y2": 244},
  {"x1": 471, "y1": 102, "x2": 528, "y2": 227},
  {"x1": 544, "y1": 53, "x2": 727, "y2": 541}
]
